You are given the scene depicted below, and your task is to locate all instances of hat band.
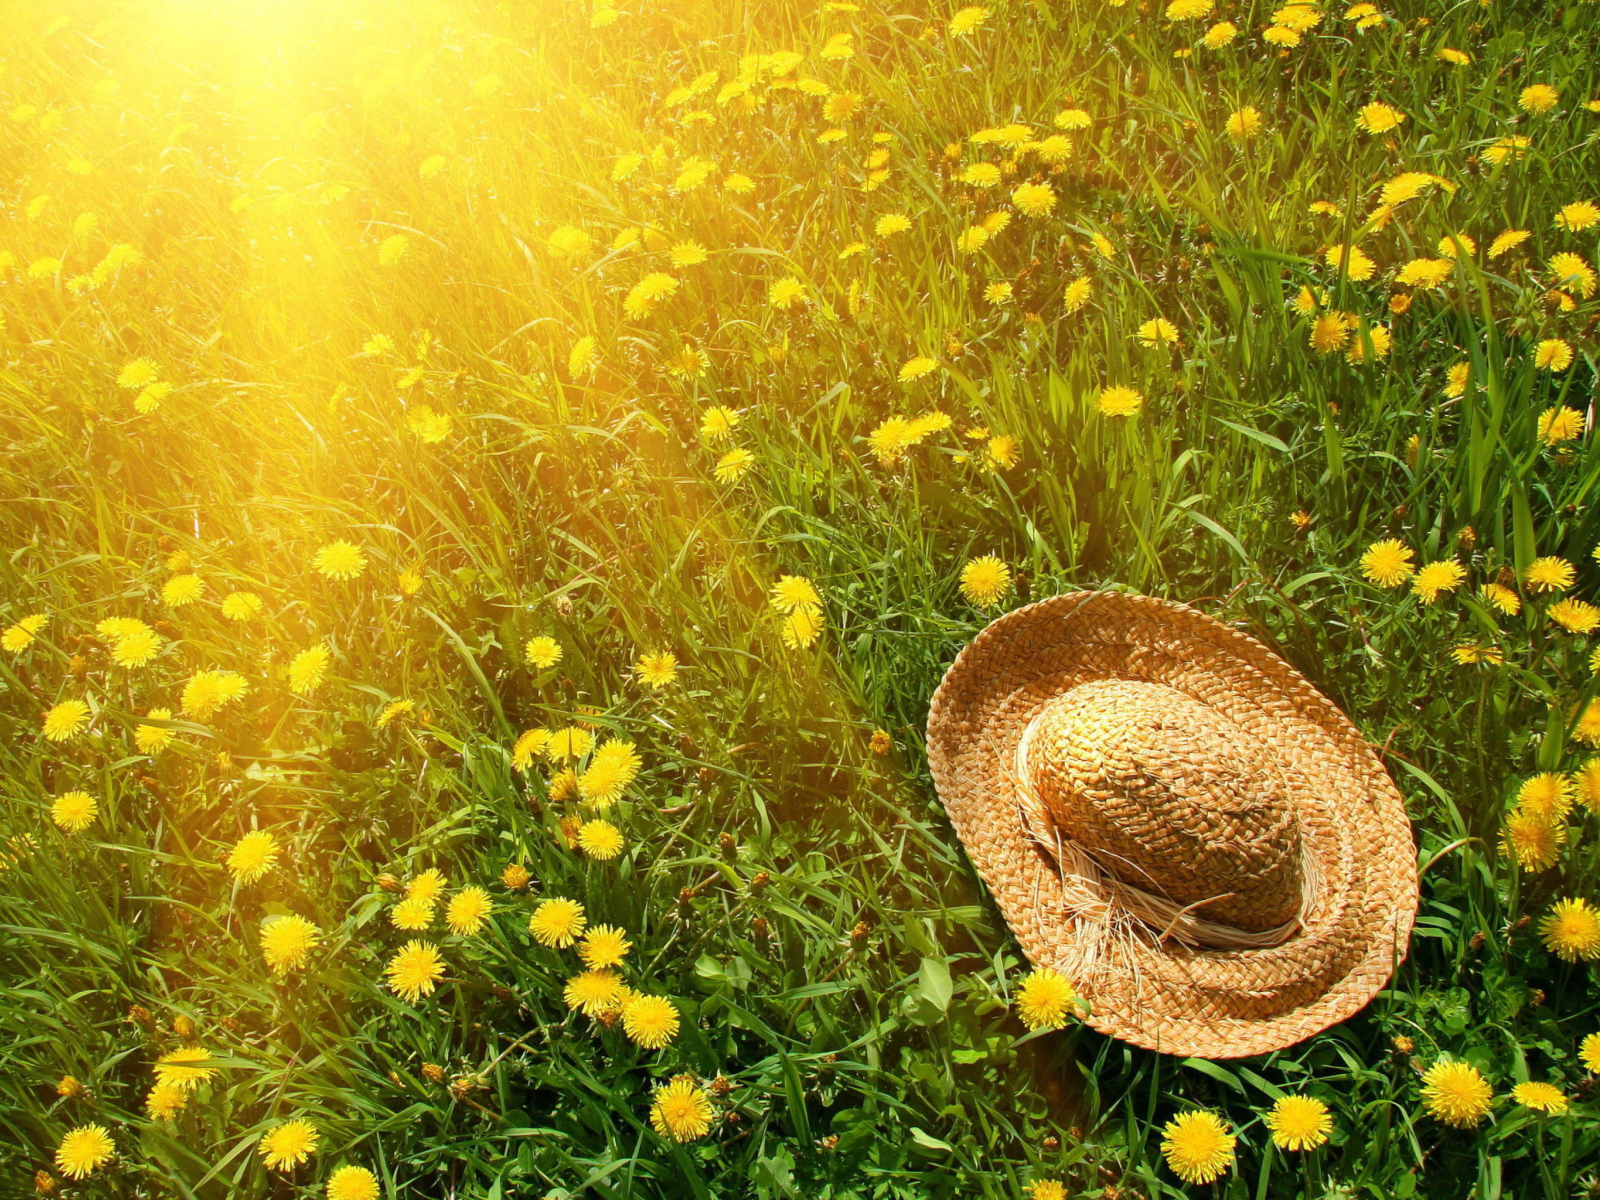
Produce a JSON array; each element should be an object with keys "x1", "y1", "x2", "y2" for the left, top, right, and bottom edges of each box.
[{"x1": 1011, "y1": 710, "x2": 1320, "y2": 950}]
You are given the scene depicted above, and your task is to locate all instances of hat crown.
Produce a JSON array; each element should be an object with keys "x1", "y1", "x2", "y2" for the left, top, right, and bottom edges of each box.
[{"x1": 1027, "y1": 678, "x2": 1303, "y2": 933}]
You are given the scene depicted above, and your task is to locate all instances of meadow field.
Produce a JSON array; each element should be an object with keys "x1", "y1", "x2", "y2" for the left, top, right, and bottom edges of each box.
[{"x1": 0, "y1": 0, "x2": 1597, "y2": 1195}]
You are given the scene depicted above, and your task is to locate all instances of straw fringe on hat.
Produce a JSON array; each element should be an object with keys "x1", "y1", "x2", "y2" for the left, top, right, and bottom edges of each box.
[{"x1": 926, "y1": 591, "x2": 1417, "y2": 1059}]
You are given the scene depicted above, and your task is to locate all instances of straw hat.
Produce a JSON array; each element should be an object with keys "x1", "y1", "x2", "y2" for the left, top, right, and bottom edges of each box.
[{"x1": 926, "y1": 591, "x2": 1417, "y2": 1059}]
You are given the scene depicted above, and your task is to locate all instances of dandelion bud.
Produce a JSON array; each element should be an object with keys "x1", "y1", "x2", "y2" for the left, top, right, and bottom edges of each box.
[
  {"x1": 376, "y1": 872, "x2": 403, "y2": 893},
  {"x1": 56, "y1": 1076, "x2": 83, "y2": 1098},
  {"x1": 850, "y1": 920, "x2": 871, "y2": 951},
  {"x1": 552, "y1": 596, "x2": 573, "y2": 621},
  {"x1": 749, "y1": 871, "x2": 770, "y2": 891},
  {"x1": 69, "y1": 654, "x2": 87, "y2": 678},
  {"x1": 1456, "y1": 526, "x2": 1477, "y2": 552},
  {"x1": 1391, "y1": 1035, "x2": 1415, "y2": 1055},
  {"x1": 172, "y1": 1014, "x2": 197, "y2": 1041},
  {"x1": 1529, "y1": 988, "x2": 1546, "y2": 1007},
  {"x1": 870, "y1": 729, "x2": 892, "y2": 755},
  {"x1": 34, "y1": 1170, "x2": 55, "y2": 1195},
  {"x1": 1042, "y1": 1135, "x2": 1060, "y2": 1151},
  {"x1": 1469, "y1": 931, "x2": 1486, "y2": 952},
  {"x1": 710, "y1": 1075, "x2": 735, "y2": 1098},
  {"x1": 818, "y1": 1135, "x2": 840, "y2": 1151},
  {"x1": 751, "y1": 916, "x2": 770, "y2": 941},
  {"x1": 719, "y1": 832, "x2": 737, "y2": 858},
  {"x1": 501, "y1": 863, "x2": 531, "y2": 890},
  {"x1": 128, "y1": 1004, "x2": 153, "y2": 1026},
  {"x1": 421, "y1": 1063, "x2": 445, "y2": 1083}
]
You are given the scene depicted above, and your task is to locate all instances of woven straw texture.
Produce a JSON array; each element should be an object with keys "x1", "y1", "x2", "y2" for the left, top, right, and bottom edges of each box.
[{"x1": 926, "y1": 592, "x2": 1417, "y2": 1059}]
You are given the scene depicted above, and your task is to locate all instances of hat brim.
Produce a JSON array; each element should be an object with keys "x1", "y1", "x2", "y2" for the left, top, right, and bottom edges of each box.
[{"x1": 926, "y1": 592, "x2": 1417, "y2": 1059}]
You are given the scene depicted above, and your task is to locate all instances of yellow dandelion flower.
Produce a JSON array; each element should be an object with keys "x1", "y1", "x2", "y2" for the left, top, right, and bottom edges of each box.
[
  {"x1": 1359, "y1": 540, "x2": 1413, "y2": 587},
  {"x1": 546, "y1": 727, "x2": 596, "y2": 760},
  {"x1": 313, "y1": 541, "x2": 367, "y2": 580},
  {"x1": 1137, "y1": 317, "x2": 1180, "y2": 347},
  {"x1": 1396, "y1": 258, "x2": 1453, "y2": 289},
  {"x1": 1265, "y1": 1095, "x2": 1332, "y2": 1151},
  {"x1": 1421, "y1": 1060, "x2": 1493, "y2": 1128},
  {"x1": 636, "y1": 651, "x2": 679, "y2": 688},
  {"x1": 1481, "y1": 581, "x2": 1521, "y2": 615},
  {"x1": 445, "y1": 887, "x2": 491, "y2": 936},
  {"x1": 259, "y1": 1119, "x2": 319, "y2": 1171},
  {"x1": 700, "y1": 406, "x2": 739, "y2": 440},
  {"x1": 768, "y1": 277, "x2": 808, "y2": 309},
  {"x1": 1203, "y1": 20, "x2": 1238, "y2": 46},
  {"x1": 221, "y1": 591, "x2": 262, "y2": 620},
  {"x1": 136, "y1": 708, "x2": 175, "y2": 754},
  {"x1": 1500, "y1": 808, "x2": 1564, "y2": 871},
  {"x1": 781, "y1": 606, "x2": 823, "y2": 649},
  {"x1": 146, "y1": 1081, "x2": 188, "y2": 1121},
  {"x1": 530, "y1": 898, "x2": 587, "y2": 948},
  {"x1": 50, "y1": 791, "x2": 98, "y2": 833},
  {"x1": 523, "y1": 636, "x2": 562, "y2": 668},
  {"x1": 579, "y1": 923, "x2": 632, "y2": 968},
  {"x1": 564, "y1": 969, "x2": 623, "y2": 1016},
  {"x1": 385, "y1": 940, "x2": 446, "y2": 1002},
  {"x1": 713, "y1": 447, "x2": 754, "y2": 483},
  {"x1": 1574, "y1": 758, "x2": 1600, "y2": 814},
  {"x1": 1063, "y1": 276, "x2": 1092, "y2": 312},
  {"x1": 650, "y1": 1075, "x2": 713, "y2": 1141},
  {"x1": 1539, "y1": 406, "x2": 1585, "y2": 445},
  {"x1": 1411, "y1": 560, "x2": 1466, "y2": 603},
  {"x1": 1538, "y1": 898, "x2": 1600, "y2": 962},
  {"x1": 1, "y1": 613, "x2": 46, "y2": 653},
  {"x1": 1576, "y1": 698, "x2": 1600, "y2": 746},
  {"x1": 1524, "y1": 556, "x2": 1575, "y2": 592},
  {"x1": 577, "y1": 819, "x2": 626, "y2": 860},
  {"x1": 117, "y1": 359, "x2": 160, "y2": 389},
  {"x1": 1511, "y1": 1081, "x2": 1568, "y2": 1114},
  {"x1": 899, "y1": 356, "x2": 939, "y2": 382},
  {"x1": 1097, "y1": 385, "x2": 1143, "y2": 417},
  {"x1": 1580, "y1": 1032, "x2": 1600, "y2": 1072},
  {"x1": 154, "y1": 1046, "x2": 219, "y2": 1092},
  {"x1": 161, "y1": 574, "x2": 203, "y2": 607},
  {"x1": 1014, "y1": 968, "x2": 1077, "y2": 1030},
  {"x1": 622, "y1": 993, "x2": 681, "y2": 1048},
  {"x1": 1518, "y1": 773, "x2": 1574, "y2": 821},
  {"x1": 1536, "y1": 339, "x2": 1575, "y2": 372},
  {"x1": 288, "y1": 644, "x2": 331, "y2": 695},
  {"x1": 1550, "y1": 598, "x2": 1600, "y2": 634},
  {"x1": 260, "y1": 914, "x2": 320, "y2": 975},
  {"x1": 1356, "y1": 102, "x2": 1405, "y2": 133},
  {"x1": 227, "y1": 830, "x2": 279, "y2": 883},
  {"x1": 948, "y1": 5, "x2": 989, "y2": 34},
  {"x1": 326, "y1": 1165, "x2": 381, "y2": 1200},
  {"x1": 1160, "y1": 1111, "x2": 1235, "y2": 1185},
  {"x1": 1556, "y1": 201, "x2": 1599, "y2": 233},
  {"x1": 55, "y1": 1126, "x2": 114, "y2": 1179},
  {"x1": 959, "y1": 556, "x2": 1011, "y2": 609},
  {"x1": 1550, "y1": 253, "x2": 1598, "y2": 299},
  {"x1": 1518, "y1": 84, "x2": 1559, "y2": 113},
  {"x1": 771, "y1": 575, "x2": 821, "y2": 613},
  {"x1": 1011, "y1": 182, "x2": 1056, "y2": 216},
  {"x1": 43, "y1": 699, "x2": 91, "y2": 742}
]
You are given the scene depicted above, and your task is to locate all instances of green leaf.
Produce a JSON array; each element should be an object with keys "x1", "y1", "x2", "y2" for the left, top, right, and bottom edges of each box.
[{"x1": 918, "y1": 955, "x2": 953, "y2": 1012}]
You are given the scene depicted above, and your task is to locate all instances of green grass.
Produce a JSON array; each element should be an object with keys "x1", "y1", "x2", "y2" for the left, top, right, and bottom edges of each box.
[{"x1": 0, "y1": 0, "x2": 1597, "y2": 1196}]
